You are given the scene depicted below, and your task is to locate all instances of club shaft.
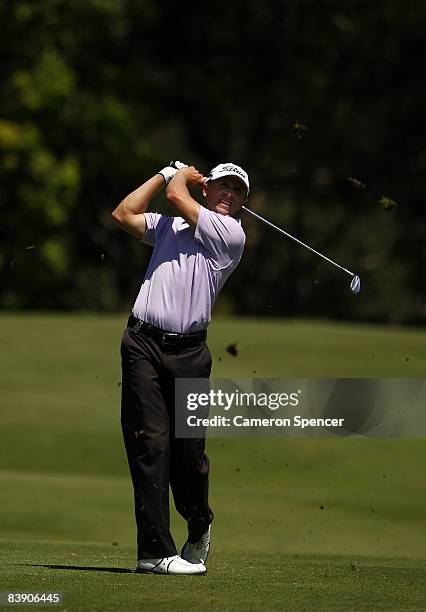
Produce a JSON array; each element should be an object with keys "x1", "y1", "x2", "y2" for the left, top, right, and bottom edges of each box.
[{"x1": 242, "y1": 205, "x2": 354, "y2": 277}]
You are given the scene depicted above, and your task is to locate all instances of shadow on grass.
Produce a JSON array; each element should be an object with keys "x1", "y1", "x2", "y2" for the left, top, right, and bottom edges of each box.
[{"x1": 23, "y1": 564, "x2": 135, "y2": 574}]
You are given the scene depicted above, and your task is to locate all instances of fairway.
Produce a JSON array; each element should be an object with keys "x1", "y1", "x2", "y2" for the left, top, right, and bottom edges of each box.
[
  {"x1": 1, "y1": 542, "x2": 425, "y2": 612},
  {"x1": 0, "y1": 314, "x2": 425, "y2": 610}
]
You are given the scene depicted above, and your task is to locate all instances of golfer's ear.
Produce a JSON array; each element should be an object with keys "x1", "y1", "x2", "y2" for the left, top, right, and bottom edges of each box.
[{"x1": 202, "y1": 181, "x2": 209, "y2": 198}]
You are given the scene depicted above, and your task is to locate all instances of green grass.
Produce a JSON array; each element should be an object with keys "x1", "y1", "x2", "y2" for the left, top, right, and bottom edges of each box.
[
  {"x1": 209, "y1": 317, "x2": 426, "y2": 377},
  {"x1": 0, "y1": 314, "x2": 425, "y2": 610},
  {"x1": 1, "y1": 541, "x2": 425, "y2": 612}
]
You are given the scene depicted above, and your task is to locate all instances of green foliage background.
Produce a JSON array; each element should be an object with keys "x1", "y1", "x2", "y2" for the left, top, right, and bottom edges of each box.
[{"x1": 1, "y1": 0, "x2": 425, "y2": 323}]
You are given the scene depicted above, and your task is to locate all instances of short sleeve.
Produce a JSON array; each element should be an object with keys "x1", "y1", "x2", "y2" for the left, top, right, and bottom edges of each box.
[
  {"x1": 142, "y1": 212, "x2": 163, "y2": 246},
  {"x1": 194, "y1": 206, "x2": 246, "y2": 269}
]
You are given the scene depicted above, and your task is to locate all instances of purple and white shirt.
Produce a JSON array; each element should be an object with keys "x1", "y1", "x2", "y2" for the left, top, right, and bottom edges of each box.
[{"x1": 132, "y1": 206, "x2": 246, "y2": 333}]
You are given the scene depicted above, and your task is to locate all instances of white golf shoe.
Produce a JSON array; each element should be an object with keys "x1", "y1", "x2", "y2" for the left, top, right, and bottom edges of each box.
[
  {"x1": 137, "y1": 555, "x2": 206, "y2": 575},
  {"x1": 181, "y1": 525, "x2": 211, "y2": 564}
]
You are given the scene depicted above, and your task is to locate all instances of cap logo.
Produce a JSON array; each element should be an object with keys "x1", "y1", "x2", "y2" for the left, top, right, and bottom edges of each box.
[{"x1": 220, "y1": 164, "x2": 246, "y2": 178}]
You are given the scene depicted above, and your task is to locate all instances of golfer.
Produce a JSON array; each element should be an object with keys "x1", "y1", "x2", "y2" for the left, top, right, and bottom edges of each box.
[{"x1": 112, "y1": 161, "x2": 249, "y2": 575}]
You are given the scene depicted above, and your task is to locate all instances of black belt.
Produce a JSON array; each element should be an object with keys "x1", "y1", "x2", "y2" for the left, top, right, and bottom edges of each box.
[{"x1": 127, "y1": 314, "x2": 207, "y2": 348}]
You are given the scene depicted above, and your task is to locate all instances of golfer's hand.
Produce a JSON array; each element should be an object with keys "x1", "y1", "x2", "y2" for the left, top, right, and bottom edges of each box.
[
  {"x1": 158, "y1": 160, "x2": 188, "y2": 185},
  {"x1": 177, "y1": 165, "x2": 206, "y2": 187}
]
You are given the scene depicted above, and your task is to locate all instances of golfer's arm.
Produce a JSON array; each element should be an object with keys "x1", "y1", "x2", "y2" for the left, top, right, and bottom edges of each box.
[
  {"x1": 166, "y1": 174, "x2": 200, "y2": 231},
  {"x1": 112, "y1": 174, "x2": 164, "y2": 239}
]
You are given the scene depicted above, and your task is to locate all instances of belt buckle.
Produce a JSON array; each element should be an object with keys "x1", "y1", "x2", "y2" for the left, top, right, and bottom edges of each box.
[{"x1": 161, "y1": 332, "x2": 179, "y2": 346}]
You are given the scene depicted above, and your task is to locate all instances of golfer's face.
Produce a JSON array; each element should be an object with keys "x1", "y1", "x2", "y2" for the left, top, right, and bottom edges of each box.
[{"x1": 205, "y1": 177, "x2": 246, "y2": 217}]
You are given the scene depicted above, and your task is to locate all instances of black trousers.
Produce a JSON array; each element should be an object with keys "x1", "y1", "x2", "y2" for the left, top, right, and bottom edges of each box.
[{"x1": 120, "y1": 325, "x2": 214, "y2": 559}]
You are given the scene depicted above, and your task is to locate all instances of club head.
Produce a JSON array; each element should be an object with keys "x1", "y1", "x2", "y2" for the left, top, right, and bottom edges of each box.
[{"x1": 350, "y1": 275, "x2": 361, "y2": 294}]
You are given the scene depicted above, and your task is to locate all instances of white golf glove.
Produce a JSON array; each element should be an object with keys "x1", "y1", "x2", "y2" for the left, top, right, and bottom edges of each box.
[{"x1": 158, "y1": 160, "x2": 188, "y2": 185}]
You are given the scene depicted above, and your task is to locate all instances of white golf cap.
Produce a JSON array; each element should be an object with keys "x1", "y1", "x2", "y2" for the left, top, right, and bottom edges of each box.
[{"x1": 206, "y1": 163, "x2": 250, "y2": 194}]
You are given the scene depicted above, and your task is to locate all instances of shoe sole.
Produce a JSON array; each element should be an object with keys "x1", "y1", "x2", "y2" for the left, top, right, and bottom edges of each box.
[{"x1": 135, "y1": 567, "x2": 207, "y2": 576}]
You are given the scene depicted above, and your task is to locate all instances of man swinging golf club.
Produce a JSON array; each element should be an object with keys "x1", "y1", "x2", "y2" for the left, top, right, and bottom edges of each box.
[{"x1": 112, "y1": 161, "x2": 249, "y2": 575}]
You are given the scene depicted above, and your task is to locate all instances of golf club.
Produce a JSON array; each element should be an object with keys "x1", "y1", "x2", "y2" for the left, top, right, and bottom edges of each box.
[{"x1": 242, "y1": 205, "x2": 361, "y2": 294}]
